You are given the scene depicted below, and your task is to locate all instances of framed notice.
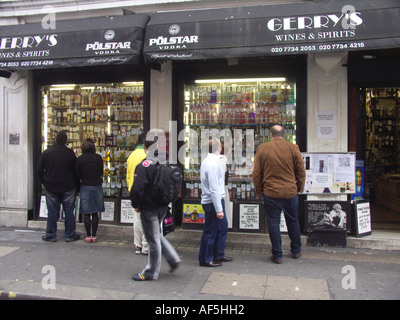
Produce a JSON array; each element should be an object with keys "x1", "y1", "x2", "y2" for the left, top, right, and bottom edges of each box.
[
  {"x1": 354, "y1": 201, "x2": 371, "y2": 238},
  {"x1": 305, "y1": 200, "x2": 351, "y2": 233},
  {"x1": 39, "y1": 195, "x2": 48, "y2": 218},
  {"x1": 239, "y1": 204, "x2": 259, "y2": 230},
  {"x1": 301, "y1": 152, "x2": 356, "y2": 194},
  {"x1": 100, "y1": 199, "x2": 117, "y2": 224},
  {"x1": 120, "y1": 199, "x2": 134, "y2": 224}
]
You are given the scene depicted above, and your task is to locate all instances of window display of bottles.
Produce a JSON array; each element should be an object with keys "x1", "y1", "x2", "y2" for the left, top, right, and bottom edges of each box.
[
  {"x1": 41, "y1": 82, "x2": 144, "y2": 198},
  {"x1": 182, "y1": 78, "x2": 296, "y2": 201},
  {"x1": 184, "y1": 81, "x2": 296, "y2": 126},
  {"x1": 365, "y1": 88, "x2": 399, "y2": 167}
]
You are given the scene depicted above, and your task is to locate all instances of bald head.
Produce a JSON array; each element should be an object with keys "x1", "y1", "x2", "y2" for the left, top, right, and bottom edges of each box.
[{"x1": 270, "y1": 125, "x2": 284, "y2": 139}]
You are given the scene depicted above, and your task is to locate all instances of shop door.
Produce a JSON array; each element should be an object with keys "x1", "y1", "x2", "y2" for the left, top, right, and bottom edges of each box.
[{"x1": 362, "y1": 87, "x2": 400, "y2": 230}]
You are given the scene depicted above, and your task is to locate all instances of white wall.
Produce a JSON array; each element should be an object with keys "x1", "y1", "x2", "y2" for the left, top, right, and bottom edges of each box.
[
  {"x1": 0, "y1": 71, "x2": 32, "y2": 227},
  {"x1": 307, "y1": 52, "x2": 348, "y2": 201},
  {"x1": 150, "y1": 61, "x2": 173, "y2": 132}
]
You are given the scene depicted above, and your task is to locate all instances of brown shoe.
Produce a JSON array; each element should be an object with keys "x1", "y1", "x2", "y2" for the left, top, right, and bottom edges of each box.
[
  {"x1": 270, "y1": 256, "x2": 282, "y2": 264},
  {"x1": 292, "y1": 252, "x2": 302, "y2": 259}
]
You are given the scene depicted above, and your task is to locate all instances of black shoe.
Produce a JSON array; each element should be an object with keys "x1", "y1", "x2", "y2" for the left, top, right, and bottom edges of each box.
[
  {"x1": 169, "y1": 261, "x2": 180, "y2": 273},
  {"x1": 132, "y1": 273, "x2": 152, "y2": 281},
  {"x1": 199, "y1": 261, "x2": 222, "y2": 267},
  {"x1": 214, "y1": 256, "x2": 233, "y2": 263},
  {"x1": 65, "y1": 234, "x2": 80, "y2": 242},
  {"x1": 42, "y1": 235, "x2": 57, "y2": 242}
]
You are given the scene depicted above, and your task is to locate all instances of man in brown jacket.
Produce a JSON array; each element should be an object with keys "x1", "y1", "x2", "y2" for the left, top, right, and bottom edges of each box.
[{"x1": 252, "y1": 125, "x2": 305, "y2": 264}]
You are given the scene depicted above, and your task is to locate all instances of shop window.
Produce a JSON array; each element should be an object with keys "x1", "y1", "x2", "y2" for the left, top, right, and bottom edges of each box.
[
  {"x1": 41, "y1": 82, "x2": 144, "y2": 198},
  {"x1": 181, "y1": 77, "x2": 296, "y2": 231}
]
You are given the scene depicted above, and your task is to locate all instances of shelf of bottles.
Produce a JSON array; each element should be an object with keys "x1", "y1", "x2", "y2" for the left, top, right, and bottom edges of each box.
[
  {"x1": 365, "y1": 88, "x2": 399, "y2": 168},
  {"x1": 364, "y1": 88, "x2": 400, "y2": 206},
  {"x1": 182, "y1": 77, "x2": 296, "y2": 201},
  {"x1": 41, "y1": 82, "x2": 144, "y2": 197}
]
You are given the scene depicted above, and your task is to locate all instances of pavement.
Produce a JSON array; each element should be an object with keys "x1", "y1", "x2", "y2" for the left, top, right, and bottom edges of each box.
[{"x1": 0, "y1": 224, "x2": 399, "y2": 304}]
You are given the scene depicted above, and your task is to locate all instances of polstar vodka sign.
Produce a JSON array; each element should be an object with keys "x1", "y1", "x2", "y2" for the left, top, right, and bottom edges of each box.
[{"x1": 148, "y1": 24, "x2": 199, "y2": 50}]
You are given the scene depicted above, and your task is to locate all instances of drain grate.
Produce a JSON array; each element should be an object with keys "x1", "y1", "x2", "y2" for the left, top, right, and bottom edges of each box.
[{"x1": 0, "y1": 230, "x2": 43, "y2": 243}]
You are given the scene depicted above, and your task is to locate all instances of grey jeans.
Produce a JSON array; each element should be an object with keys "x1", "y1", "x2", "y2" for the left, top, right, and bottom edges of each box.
[{"x1": 140, "y1": 207, "x2": 181, "y2": 279}]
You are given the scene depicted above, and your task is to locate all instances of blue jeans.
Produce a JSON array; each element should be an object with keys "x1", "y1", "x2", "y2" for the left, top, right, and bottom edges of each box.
[
  {"x1": 45, "y1": 188, "x2": 77, "y2": 240},
  {"x1": 263, "y1": 194, "x2": 301, "y2": 259},
  {"x1": 198, "y1": 199, "x2": 228, "y2": 264},
  {"x1": 140, "y1": 207, "x2": 181, "y2": 280}
]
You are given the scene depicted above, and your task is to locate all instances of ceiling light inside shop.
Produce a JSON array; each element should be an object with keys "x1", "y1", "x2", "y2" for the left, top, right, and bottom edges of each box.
[
  {"x1": 195, "y1": 78, "x2": 286, "y2": 83},
  {"x1": 49, "y1": 84, "x2": 76, "y2": 90},
  {"x1": 122, "y1": 82, "x2": 144, "y2": 85}
]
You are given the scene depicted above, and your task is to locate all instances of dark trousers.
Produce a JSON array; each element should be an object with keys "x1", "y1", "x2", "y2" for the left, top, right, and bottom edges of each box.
[
  {"x1": 198, "y1": 199, "x2": 228, "y2": 264},
  {"x1": 263, "y1": 194, "x2": 301, "y2": 259},
  {"x1": 45, "y1": 188, "x2": 77, "y2": 240}
]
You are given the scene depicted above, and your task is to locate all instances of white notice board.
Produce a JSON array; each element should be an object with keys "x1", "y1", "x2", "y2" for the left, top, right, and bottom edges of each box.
[{"x1": 301, "y1": 152, "x2": 356, "y2": 194}]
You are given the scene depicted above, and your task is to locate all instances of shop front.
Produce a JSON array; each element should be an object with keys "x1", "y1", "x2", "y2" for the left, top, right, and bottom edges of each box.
[
  {"x1": 1, "y1": 0, "x2": 399, "y2": 235},
  {"x1": 0, "y1": 14, "x2": 150, "y2": 227},
  {"x1": 142, "y1": 0, "x2": 400, "y2": 234}
]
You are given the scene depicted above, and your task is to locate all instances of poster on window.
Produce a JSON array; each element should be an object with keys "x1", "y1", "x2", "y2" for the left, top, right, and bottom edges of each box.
[
  {"x1": 239, "y1": 204, "x2": 259, "y2": 230},
  {"x1": 100, "y1": 199, "x2": 117, "y2": 224},
  {"x1": 120, "y1": 199, "x2": 135, "y2": 224},
  {"x1": 182, "y1": 203, "x2": 205, "y2": 224},
  {"x1": 301, "y1": 152, "x2": 356, "y2": 194},
  {"x1": 305, "y1": 200, "x2": 351, "y2": 233},
  {"x1": 355, "y1": 201, "x2": 371, "y2": 238}
]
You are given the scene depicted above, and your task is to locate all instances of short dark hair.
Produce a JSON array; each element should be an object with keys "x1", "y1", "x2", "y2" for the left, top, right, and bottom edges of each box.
[
  {"x1": 81, "y1": 138, "x2": 96, "y2": 153},
  {"x1": 56, "y1": 132, "x2": 67, "y2": 144},
  {"x1": 137, "y1": 133, "x2": 146, "y2": 145},
  {"x1": 143, "y1": 132, "x2": 158, "y2": 150},
  {"x1": 208, "y1": 138, "x2": 220, "y2": 154}
]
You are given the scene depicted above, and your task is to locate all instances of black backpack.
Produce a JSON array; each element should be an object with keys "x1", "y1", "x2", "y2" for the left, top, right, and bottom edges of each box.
[{"x1": 152, "y1": 163, "x2": 183, "y2": 205}]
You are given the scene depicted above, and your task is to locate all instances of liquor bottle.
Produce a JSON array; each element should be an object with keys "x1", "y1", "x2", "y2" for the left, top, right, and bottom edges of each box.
[
  {"x1": 255, "y1": 103, "x2": 260, "y2": 124},
  {"x1": 192, "y1": 206, "x2": 198, "y2": 222},
  {"x1": 211, "y1": 89, "x2": 217, "y2": 103},
  {"x1": 218, "y1": 105, "x2": 224, "y2": 124},
  {"x1": 235, "y1": 104, "x2": 241, "y2": 124},
  {"x1": 259, "y1": 104, "x2": 265, "y2": 124},
  {"x1": 240, "y1": 104, "x2": 245, "y2": 124},
  {"x1": 236, "y1": 88, "x2": 242, "y2": 103},
  {"x1": 194, "y1": 182, "x2": 199, "y2": 198},
  {"x1": 184, "y1": 206, "x2": 191, "y2": 222},
  {"x1": 250, "y1": 182, "x2": 255, "y2": 199},
  {"x1": 249, "y1": 104, "x2": 255, "y2": 124}
]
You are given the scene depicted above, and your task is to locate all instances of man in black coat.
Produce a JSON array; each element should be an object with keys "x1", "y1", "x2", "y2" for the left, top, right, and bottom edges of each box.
[{"x1": 36, "y1": 132, "x2": 80, "y2": 242}]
